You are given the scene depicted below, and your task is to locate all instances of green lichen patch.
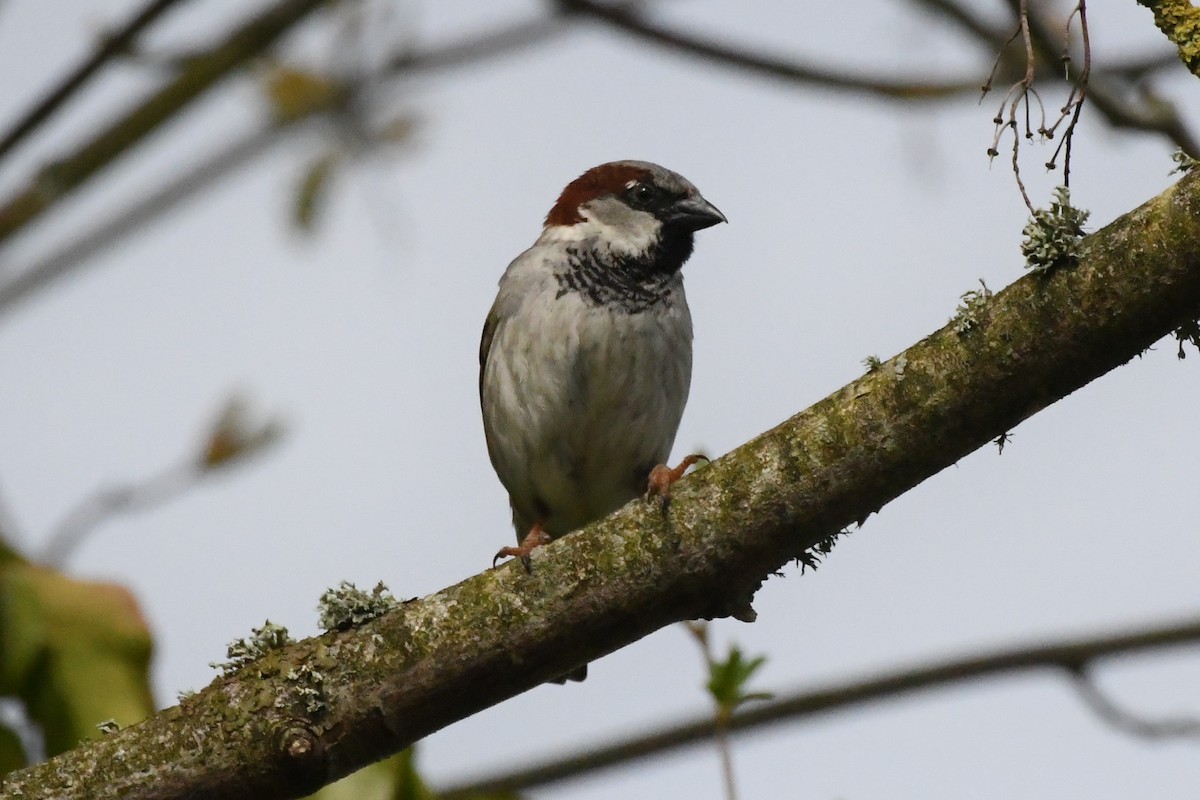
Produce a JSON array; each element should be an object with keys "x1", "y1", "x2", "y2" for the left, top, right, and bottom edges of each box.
[
  {"x1": 210, "y1": 620, "x2": 294, "y2": 675},
  {"x1": 952, "y1": 280, "x2": 994, "y2": 335},
  {"x1": 1021, "y1": 186, "x2": 1090, "y2": 273},
  {"x1": 283, "y1": 664, "x2": 327, "y2": 716},
  {"x1": 1171, "y1": 148, "x2": 1199, "y2": 175},
  {"x1": 317, "y1": 581, "x2": 399, "y2": 632}
]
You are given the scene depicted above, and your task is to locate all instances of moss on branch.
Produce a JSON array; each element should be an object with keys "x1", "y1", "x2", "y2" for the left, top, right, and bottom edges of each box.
[{"x1": 1137, "y1": 0, "x2": 1200, "y2": 76}]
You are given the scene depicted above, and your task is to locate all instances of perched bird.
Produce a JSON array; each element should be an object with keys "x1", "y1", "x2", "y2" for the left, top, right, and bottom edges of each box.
[{"x1": 479, "y1": 161, "x2": 724, "y2": 676}]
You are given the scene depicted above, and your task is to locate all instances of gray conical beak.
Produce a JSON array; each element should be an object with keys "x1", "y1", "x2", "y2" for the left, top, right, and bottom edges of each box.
[{"x1": 666, "y1": 194, "x2": 727, "y2": 231}]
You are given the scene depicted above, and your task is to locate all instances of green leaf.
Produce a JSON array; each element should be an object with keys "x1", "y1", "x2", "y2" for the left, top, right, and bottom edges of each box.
[
  {"x1": 305, "y1": 747, "x2": 435, "y2": 800},
  {"x1": 293, "y1": 151, "x2": 341, "y2": 233},
  {"x1": 706, "y1": 646, "x2": 772, "y2": 717},
  {"x1": 263, "y1": 63, "x2": 342, "y2": 124},
  {"x1": 0, "y1": 561, "x2": 154, "y2": 757}
]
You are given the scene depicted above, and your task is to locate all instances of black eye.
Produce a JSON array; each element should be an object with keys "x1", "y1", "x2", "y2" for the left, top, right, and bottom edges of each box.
[{"x1": 625, "y1": 182, "x2": 659, "y2": 209}]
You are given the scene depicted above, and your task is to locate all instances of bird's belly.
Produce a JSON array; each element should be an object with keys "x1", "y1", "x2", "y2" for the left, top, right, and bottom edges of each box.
[
  {"x1": 487, "y1": 298, "x2": 692, "y2": 536},
  {"x1": 534, "y1": 385, "x2": 675, "y2": 532}
]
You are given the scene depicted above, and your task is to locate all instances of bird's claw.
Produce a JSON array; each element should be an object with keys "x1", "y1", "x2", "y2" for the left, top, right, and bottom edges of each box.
[
  {"x1": 646, "y1": 453, "x2": 708, "y2": 513},
  {"x1": 492, "y1": 523, "x2": 552, "y2": 573},
  {"x1": 493, "y1": 546, "x2": 534, "y2": 572}
]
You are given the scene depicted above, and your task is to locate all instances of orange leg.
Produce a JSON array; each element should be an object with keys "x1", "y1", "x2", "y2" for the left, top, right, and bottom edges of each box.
[
  {"x1": 646, "y1": 453, "x2": 708, "y2": 511},
  {"x1": 493, "y1": 520, "x2": 552, "y2": 572}
]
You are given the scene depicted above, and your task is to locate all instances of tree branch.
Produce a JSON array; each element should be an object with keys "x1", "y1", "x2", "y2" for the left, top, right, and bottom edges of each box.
[
  {"x1": 439, "y1": 616, "x2": 1200, "y2": 797},
  {"x1": 907, "y1": 0, "x2": 1012, "y2": 45},
  {"x1": 0, "y1": 12, "x2": 572, "y2": 318},
  {"x1": 1071, "y1": 667, "x2": 1200, "y2": 741},
  {"x1": 0, "y1": 0, "x2": 195, "y2": 166},
  {"x1": 2, "y1": 168, "x2": 1199, "y2": 798},
  {"x1": 563, "y1": 0, "x2": 1200, "y2": 155},
  {"x1": 38, "y1": 394, "x2": 284, "y2": 567},
  {"x1": 0, "y1": 2, "x2": 1188, "y2": 321},
  {"x1": 0, "y1": 0, "x2": 336, "y2": 249},
  {"x1": 1021, "y1": 2, "x2": 1200, "y2": 157},
  {"x1": 1135, "y1": 0, "x2": 1200, "y2": 76},
  {"x1": 556, "y1": 0, "x2": 979, "y2": 100}
]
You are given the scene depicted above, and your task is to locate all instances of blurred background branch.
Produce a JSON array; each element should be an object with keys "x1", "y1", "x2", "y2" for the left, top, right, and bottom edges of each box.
[
  {"x1": 0, "y1": 0, "x2": 334, "y2": 246},
  {"x1": 557, "y1": 0, "x2": 979, "y2": 100},
  {"x1": 439, "y1": 616, "x2": 1200, "y2": 798},
  {"x1": 0, "y1": 0, "x2": 196, "y2": 166},
  {"x1": 39, "y1": 395, "x2": 284, "y2": 567},
  {"x1": 1071, "y1": 667, "x2": 1200, "y2": 741},
  {"x1": 3, "y1": 0, "x2": 1197, "y2": 320},
  {"x1": 0, "y1": 9, "x2": 572, "y2": 317}
]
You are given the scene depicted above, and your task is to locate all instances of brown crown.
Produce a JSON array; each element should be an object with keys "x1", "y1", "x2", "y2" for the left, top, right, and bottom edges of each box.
[{"x1": 544, "y1": 162, "x2": 652, "y2": 227}]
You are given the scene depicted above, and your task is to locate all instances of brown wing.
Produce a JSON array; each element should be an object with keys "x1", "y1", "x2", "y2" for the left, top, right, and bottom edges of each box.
[{"x1": 479, "y1": 307, "x2": 501, "y2": 401}]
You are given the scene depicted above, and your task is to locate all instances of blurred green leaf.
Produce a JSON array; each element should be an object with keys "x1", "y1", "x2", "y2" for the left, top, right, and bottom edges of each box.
[
  {"x1": 377, "y1": 114, "x2": 418, "y2": 145},
  {"x1": 200, "y1": 394, "x2": 286, "y2": 470},
  {"x1": 293, "y1": 151, "x2": 341, "y2": 233},
  {"x1": 0, "y1": 560, "x2": 154, "y2": 757},
  {"x1": 706, "y1": 646, "x2": 772, "y2": 721},
  {"x1": 263, "y1": 62, "x2": 342, "y2": 124},
  {"x1": 306, "y1": 747, "x2": 435, "y2": 800}
]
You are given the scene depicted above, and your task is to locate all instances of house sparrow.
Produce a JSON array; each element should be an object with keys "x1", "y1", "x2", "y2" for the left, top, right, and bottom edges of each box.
[{"x1": 479, "y1": 160, "x2": 724, "y2": 677}]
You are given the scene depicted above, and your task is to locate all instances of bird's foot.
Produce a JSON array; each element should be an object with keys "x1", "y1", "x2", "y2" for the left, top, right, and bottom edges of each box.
[
  {"x1": 493, "y1": 521, "x2": 552, "y2": 573},
  {"x1": 646, "y1": 453, "x2": 709, "y2": 512}
]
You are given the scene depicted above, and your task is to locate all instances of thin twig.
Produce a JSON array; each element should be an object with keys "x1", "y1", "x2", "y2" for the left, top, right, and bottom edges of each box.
[
  {"x1": 438, "y1": 617, "x2": 1200, "y2": 798},
  {"x1": 716, "y1": 725, "x2": 738, "y2": 800},
  {"x1": 40, "y1": 461, "x2": 201, "y2": 567},
  {"x1": 909, "y1": 0, "x2": 1012, "y2": 45},
  {"x1": 1023, "y1": 0, "x2": 1199, "y2": 156},
  {"x1": 1070, "y1": 667, "x2": 1200, "y2": 741},
  {"x1": 982, "y1": 0, "x2": 1094, "y2": 210},
  {"x1": 981, "y1": 26, "x2": 1023, "y2": 97},
  {"x1": 1, "y1": 0, "x2": 1194, "y2": 320},
  {"x1": 0, "y1": 14, "x2": 569, "y2": 318},
  {"x1": 913, "y1": 0, "x2": 1179, "y2": 82},
  {"x1": 0, "y1": 125, "x2": 288, "y2": 316},
  {"x1": 0, "y1": 0, "x2": 194, "y2": 166},
  {"x1": 685, "y1": 622, "x2": 740, "y2": 800},
  {"x1": 38, "y1": 395, "x2": 283, "y2": 566},
  {"x1": 557, "y1": 0, "x2": 978, "y2": 100},
  {"x1": 1043, "y1": 2, "x2": 1091, "y2": 186},
  {"x1": 960, "y1": 0, "x2": 1199, "y2": 158},
  {"x1": 0, "y1": 0, "x2": 335, "y2": 249}
]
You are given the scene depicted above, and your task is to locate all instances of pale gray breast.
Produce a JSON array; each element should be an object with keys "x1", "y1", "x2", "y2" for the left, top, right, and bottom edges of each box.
[
  {"x1": 481, "y1": 246, "x2": 694, "y2": 538},
  {"x1": 531, "y1": 282, "x2": 693, "y2": 534}
]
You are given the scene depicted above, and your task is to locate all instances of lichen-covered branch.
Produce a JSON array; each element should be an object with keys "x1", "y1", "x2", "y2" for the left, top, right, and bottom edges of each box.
[
  {"x1": 1137, "y1": 0, "x2": 1200, "y2": 76},
  {"x1": 0, "y1": 0, "x2": 335, "y2": 247},
  {"x1": 4, "y1": 172, "x2": 1200, "y2": 799}
]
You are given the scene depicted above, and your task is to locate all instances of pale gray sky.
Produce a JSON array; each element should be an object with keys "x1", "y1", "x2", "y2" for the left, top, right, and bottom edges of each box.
[{"x1": 1, "y1": 1, "x2": 1199, "y2": 798}]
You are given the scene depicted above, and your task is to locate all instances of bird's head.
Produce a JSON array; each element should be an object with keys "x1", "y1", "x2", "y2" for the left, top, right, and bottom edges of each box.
[{"x1": 542, "y1": 161, "x2": 725, "y2": 271}]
